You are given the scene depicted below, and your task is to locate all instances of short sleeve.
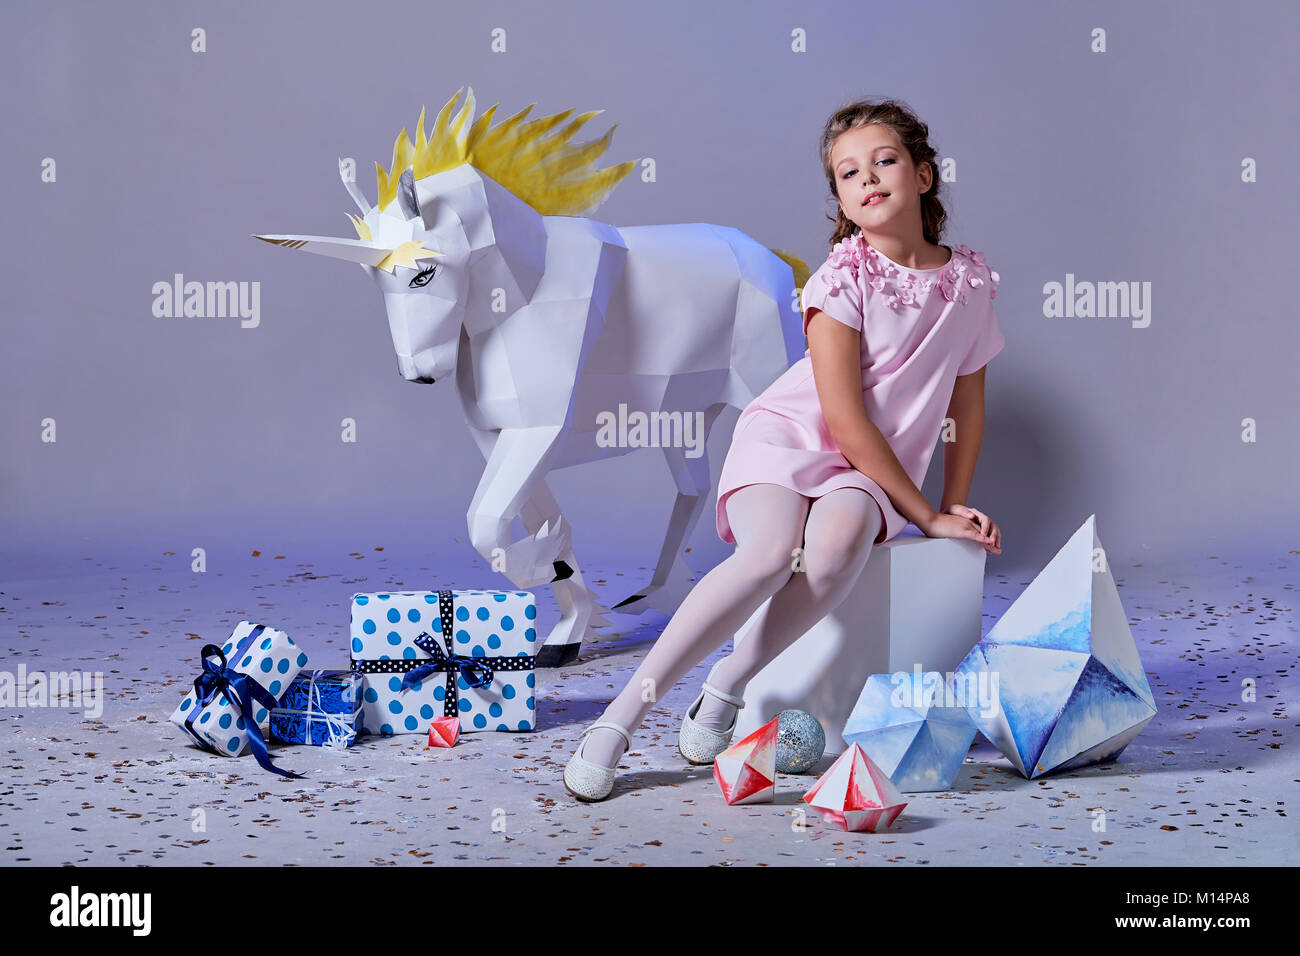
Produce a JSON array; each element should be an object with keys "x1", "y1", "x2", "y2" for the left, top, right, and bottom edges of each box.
[
  {"x1": 957, "y1": 288, "x2": 1005, "y2": 375},
  {"x1": 801, "y1": 256, "x2": 864, "y2": 337}
]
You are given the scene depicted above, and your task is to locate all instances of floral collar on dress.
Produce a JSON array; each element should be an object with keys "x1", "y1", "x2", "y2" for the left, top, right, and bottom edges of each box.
[{"x1": 822, "y1": 233, "x2": 1001, "y2": 311}]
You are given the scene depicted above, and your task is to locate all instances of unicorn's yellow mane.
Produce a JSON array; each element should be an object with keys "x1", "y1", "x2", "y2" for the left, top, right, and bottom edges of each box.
[{"x1": 374, "y1": 86, "x2": 635, "y2": 217}]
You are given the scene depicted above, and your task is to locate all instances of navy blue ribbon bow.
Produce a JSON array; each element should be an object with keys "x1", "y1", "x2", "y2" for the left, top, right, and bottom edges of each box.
[
  {"x1": 400, "y1": 631, "x2": 495, "y2": 717},
  {"x1": 183, "y1": 632, "x2": 300, "y2": 779}
]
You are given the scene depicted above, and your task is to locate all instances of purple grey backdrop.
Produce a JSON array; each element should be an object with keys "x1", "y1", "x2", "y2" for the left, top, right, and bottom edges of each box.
[{"x1": 3, "y1": 0, "x2": 1297, "y2": 579}]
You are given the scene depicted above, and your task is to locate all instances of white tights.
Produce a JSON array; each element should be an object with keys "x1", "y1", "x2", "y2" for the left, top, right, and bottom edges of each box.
[{"x1": 578, "y1": 482, "x2": 884, "y2": 769}]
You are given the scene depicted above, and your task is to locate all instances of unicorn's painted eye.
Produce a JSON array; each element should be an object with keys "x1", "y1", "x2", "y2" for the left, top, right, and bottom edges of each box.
[{"x1": 409, "y1": 265, "x2": 437, "y2": 288}]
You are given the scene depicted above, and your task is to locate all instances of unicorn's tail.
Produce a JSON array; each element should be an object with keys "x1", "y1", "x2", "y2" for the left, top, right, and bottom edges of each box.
[
  {"x1": 767, "y1": 247, "x2": 812, "y2": 351},
  {"x1": 767, "y1": 247, "x2": 811, "y2": 299}
]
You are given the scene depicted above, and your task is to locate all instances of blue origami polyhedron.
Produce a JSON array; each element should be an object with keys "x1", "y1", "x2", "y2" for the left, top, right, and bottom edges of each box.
[
  {"x1": 841, "y1": 671, "x2": 978, "y2": 792},
  {"x1": 955, "y1": 514, "x2": 1157, "y2": 778}
]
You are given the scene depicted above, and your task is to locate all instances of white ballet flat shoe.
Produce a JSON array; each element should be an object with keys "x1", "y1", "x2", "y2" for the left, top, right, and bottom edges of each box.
[
  {"x1": 678, "y1": 681, "x2": 745, "y2": 765},
  {"x1": 563, "y1": 720, "x2": 633, "y2": 802}
]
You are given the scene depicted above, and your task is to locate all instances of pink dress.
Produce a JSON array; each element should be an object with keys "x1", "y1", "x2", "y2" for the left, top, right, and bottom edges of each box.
[{"x1": 715, "y1": 233, "x2": 1005, "y2": 546}]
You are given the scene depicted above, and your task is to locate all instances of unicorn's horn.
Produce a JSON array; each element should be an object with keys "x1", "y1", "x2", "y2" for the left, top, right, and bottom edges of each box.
[
  {"x1": 252, "y1": 233, "x2": 390, "y2": 267},
  {"x1": 252, "y1": 233, "x2": 439, "y2": 274}
]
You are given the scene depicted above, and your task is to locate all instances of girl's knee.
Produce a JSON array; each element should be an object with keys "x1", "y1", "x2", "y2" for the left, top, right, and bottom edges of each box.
[
  {"x1": 802, "y1": 525, "x2": 877, "y2": 585},
  {"x1": 734, "y1": 537, "x2": 800, "y2": 591}
]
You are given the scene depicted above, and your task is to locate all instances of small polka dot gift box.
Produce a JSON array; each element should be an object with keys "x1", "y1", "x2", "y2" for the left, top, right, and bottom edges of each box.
[
  {"x1": 350, "y1": 589, "x2": 537, "y2": 735},
  {"x1": 170, "y1": 621, "x2": 309, "y2": 777}
]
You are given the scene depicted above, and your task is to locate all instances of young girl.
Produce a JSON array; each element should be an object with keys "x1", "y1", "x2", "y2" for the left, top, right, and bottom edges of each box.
[{"x1": 564, "y1": 97, "x2": 1005, "y2": 801}]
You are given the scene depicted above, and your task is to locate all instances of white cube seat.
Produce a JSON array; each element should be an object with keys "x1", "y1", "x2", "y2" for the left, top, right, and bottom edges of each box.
[{"x1": 730, "y1": 525, "x2": 987, "y2": 755}]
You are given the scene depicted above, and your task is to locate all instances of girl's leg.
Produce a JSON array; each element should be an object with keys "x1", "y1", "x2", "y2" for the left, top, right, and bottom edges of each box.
[
  {"x1": 576, "y1": 482, "x2": 810, "y2": 769},
  {"x1": 692, "y1": 487, "x2": 882, "y2": 730}
]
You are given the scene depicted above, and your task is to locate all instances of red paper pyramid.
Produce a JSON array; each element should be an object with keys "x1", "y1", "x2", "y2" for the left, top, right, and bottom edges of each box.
[
  {"x1": 713, "y1": 716, "x2": 777, "y2": 805},
  {"x1": 427, "y1": 716, "x2": 461, "y2": 748},
  {"x1": 803, "y1": 743, "x2": 907, "y2": 831}
]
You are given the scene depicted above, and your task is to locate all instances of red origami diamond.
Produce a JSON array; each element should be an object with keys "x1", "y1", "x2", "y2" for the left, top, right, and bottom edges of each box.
[
  {"x1": 713, "y1": 717, "x2": 777, "y2": 805},
  {"x1": 803, "y1": 743, "x2": 907, "y2": 832},
  {"x1": 427, "y1": 716, "x2": 461, "y2": 748}
]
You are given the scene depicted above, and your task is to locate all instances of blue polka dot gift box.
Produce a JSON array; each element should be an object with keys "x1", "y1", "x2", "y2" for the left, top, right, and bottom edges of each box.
[
  {"x1": 350, "y1": 589, "x2": 537, "y2": 736},
  {"x1": 269, "y1": 669, "x2": 363, "y2": 749},
  {"x1": 169, "y1": 621, "x2": 309, "y2": 778}
]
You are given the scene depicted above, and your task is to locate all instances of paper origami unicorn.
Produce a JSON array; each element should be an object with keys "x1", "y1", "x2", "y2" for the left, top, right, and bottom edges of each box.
[{"x1": 255, "y1": 87, "x2": 808, "y2": 665}]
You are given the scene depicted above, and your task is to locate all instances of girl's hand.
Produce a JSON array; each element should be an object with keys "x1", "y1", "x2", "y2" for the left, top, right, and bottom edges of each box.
[
  {"x1": 944, "y1": 503, "x2": 1001, "y2": 554},
  {"x1": 918, "y1": 506, "x2": 1002, "y2": 554}
]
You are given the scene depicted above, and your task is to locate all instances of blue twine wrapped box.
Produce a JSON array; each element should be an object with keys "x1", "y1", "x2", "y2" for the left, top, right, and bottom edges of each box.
[{"x1": 269, "y1": 669, "x2": 363, "y2": 748}]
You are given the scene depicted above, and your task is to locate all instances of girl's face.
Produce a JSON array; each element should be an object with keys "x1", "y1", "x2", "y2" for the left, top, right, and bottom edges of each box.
[{"x1": 830, "y1": 124, "x2": 932, "y2": 238}]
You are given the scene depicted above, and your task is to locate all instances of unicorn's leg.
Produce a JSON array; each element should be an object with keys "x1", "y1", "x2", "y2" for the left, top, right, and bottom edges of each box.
[
  {"x1": 518, "y1": 478, "x2": 611, "y2": 668},
  {"x1": 692, "y1": 487, "x2": 882, "y2": 730},
  {"x1": 465, "y1": 425, "x2": 570, "y2": 588},
  {"x1": 465, "y1": 423, "x2": 589, "y2": 664},
  {"x1": 576, "y1": 482, "x2": 809, "y2": 770},
  {"x1": 613, "y1": 403, "x2": 725, "y2": 616}
]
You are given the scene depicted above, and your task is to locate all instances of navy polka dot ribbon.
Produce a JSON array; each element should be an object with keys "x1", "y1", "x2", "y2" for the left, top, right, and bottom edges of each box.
[
  {"x1": 183, "y1": 625, "x2": 301, "y2": 778},
  {"x1": 352, "y1": 589, "x2": 534, "y2": 718}
]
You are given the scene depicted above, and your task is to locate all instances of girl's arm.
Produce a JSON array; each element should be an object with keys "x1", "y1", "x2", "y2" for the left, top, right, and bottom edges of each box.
[
  {"x1": 807, "y1": 309, "x2": 939, "y2": 532},
  {"x1": 940, "y1": 366, "x2": 986, "y2": 511}
]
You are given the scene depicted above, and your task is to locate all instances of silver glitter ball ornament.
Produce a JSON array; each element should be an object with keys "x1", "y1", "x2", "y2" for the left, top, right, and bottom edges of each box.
[{"x1": 775, "y1": 709, "x2": 825, "y2": 774}]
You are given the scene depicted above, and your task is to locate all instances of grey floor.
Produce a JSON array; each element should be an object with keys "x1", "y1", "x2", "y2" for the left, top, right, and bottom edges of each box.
[{"x1": 1, "y1": 537, "x2": 1294, "y2": 866}]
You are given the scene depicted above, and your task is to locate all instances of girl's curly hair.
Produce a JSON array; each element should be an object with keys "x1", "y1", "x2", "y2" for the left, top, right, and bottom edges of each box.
[{"x1": 819, "y1": 97, "x2": 947, "y2": 251}]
